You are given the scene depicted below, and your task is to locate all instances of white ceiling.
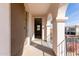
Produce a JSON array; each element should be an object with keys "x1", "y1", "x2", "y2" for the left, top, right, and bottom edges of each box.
[{"x1": 25, "y1": 3, "x2": 51, "y2": 16}]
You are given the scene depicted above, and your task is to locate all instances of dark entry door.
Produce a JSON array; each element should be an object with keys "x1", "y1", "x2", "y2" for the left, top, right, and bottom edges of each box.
[{"x1": 34, "y1": 18, "x2": 42, "y2": 39}]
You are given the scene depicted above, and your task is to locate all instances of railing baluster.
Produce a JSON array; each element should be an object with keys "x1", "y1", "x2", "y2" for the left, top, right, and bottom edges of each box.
[
  {"x1": 72, "y1": 38, "x2": 75, "y2": 56},
  {"x1": 65, "y1": 35, "x2": 79, "y2": 56},
  {"x1": 59, "y1": 44, "x2": 60, "y2": 56},
  {"x1": 57, "y1": 35, "x2": 79, "y2": 56},
  {"x1": 65, "y1": 38, "x2": 67, "y2": 56},
  {"x1": 76, "y1": 38, "x2": 77, "y2": 56}
]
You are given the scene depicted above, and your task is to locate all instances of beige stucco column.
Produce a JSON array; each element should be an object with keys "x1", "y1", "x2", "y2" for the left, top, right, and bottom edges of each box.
[
  {"x1": 53, "y1": 17, "x2": 68, "y2": 56},
  {"x1": 42, "y1": 17, "x2": 47, "y2": 41},
  {"x1": 26, "y1": 13, "x2": 33, "y2": 45},
  {"x1": 46, "y1": 14, "x2": 53, "y2": 48}
]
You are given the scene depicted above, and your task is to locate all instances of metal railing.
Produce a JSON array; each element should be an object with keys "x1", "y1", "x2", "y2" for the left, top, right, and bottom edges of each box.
[
  {"x1": 57, "y1": 35, "x2": 79, "y2": 56},
  {"x1": 65, "y1": 35, "x2": 79, "y2": 56}
]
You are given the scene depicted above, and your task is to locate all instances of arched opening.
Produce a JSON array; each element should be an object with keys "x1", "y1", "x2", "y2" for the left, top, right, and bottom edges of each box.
[{"x1": 65, "y1": 3, "x2": 79, "y2": 56}]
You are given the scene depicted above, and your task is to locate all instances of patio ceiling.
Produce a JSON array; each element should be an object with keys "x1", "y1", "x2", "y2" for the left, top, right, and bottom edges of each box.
[{"x1": 25, "y1": 3, "x2": 51, "y2": 16}]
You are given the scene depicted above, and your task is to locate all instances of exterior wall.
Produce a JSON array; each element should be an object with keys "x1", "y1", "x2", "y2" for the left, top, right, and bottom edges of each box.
[
  {"x1": 52, "y1": 19, "x2": 57, "y2": 55},
  {"x1": 76, "y1": 26, "x2": 79, "y2": 35},
  {"x1": 47, "y1": 4, "x2": 58, "y2": 18},
  {"x1": 26, "y1": 13, "x2": 34, "y2": 45},
  {"x1": 65, "y1": 26, "x2": 79, "y2": 35},
  {"x1": 44, "y1": 17, "x2": 47, "y2": 41},
  {"x1": 57, "y1": 23, "x2": 65, "y2": 45},
  {"x1": 65, "y1": 26, "x2": 76, "y2": 35},
  {"x1": 31, "y1": 16, "x2": 47, "y2": 41},
  {"x1": 46, "y1": 13, "x2": 53, "y2": 48},
  {"x1": 0, "y1": 3, "x2": 10, "y2": 56},
  {"x1": 42, "y1": 17, "x2": 46, "y2": 40},
  {"x1": 24, "y1": 4, "x2": 34, "y2": 45},
  {"x1": 24, "y1": 4, "x2": 34, "y2": 43},
  {"x1": 46, "y1": 4, "x2": 59, "y2": 50},
  {"x1": 11, "y1": 3, "x2": 26, "y2": 56},
  {"x1": 53, "y1": 20, "x2": 66, "y2": 56},
  {"x1": 57, "y1": 4, "x2": 68, "y2": 18},
  {"x1": 57, "y1": 22, "x2": 66, "y2": 56},
  {"x1": 24, "y1": 4, "x2": 30, "y2": 12},
  {"x1": 31, "y1": 17, "x2": 35, "y2": 41},
  {"x1": 32, "y1": 17, "x2": 35, "y2": 40},
  {"x1": 24, "y1": 3, "x2": 34, "y2": 43}
]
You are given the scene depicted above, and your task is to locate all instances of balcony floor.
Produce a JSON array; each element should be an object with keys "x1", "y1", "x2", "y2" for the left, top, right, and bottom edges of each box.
[{"x1": 22, "y1": 38, "x2": 56, "y2": 56}]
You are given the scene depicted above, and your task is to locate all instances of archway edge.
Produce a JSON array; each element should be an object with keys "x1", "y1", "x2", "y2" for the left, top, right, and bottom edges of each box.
[{"x1": 56, "y1": 3, "x2": 69, "y2": 21}]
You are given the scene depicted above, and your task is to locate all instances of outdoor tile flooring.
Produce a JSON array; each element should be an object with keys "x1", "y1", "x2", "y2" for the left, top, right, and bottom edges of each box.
[{"x1": 22, "y1": 38, "x2": 56, "y2": 56}]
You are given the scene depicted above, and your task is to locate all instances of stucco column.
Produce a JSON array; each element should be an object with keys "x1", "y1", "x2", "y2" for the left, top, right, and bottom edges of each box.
[
  {"x1": 52, "y1": 18, "x2": 57, "y2": 55},
  {"x1": 42, "y1": 17, "x2": 46, "y2": 40},
  {"x1": 31, "y1": 17, "x2": 35, "y2": 41},
  {"x1": 46, "y1": 16, "x2": 52, "y2": 48},
  {"x1": 44, "y1": 17, "x2": 47, "y2": 41},
  {"x1": 47, "y1": 22, "x2": 51, "y2": 48},
  {"x1": 53, "y1": 17, "x2": 68, "y2": 56},
  {"x1": 26, "y1": 13, "x2": 32, "y2": 45}
]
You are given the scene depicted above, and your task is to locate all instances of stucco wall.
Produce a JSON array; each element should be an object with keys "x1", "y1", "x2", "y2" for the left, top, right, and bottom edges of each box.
[
  {"x1": 0, "y1": 3, "x2": 10, "y2": 56},
  {"x1": 42, "y1": 17, "x2": 45, "y2": 40},
  {"x1": 25, "y1": 13, "x2": 34, "y2": 45},
  {"x1": 11, "y1": 3, "x2": 26, "y2": 56}
]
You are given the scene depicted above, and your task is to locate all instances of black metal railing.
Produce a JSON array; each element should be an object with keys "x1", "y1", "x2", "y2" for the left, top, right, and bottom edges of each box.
[
  {"x1": 65, "y1": 35, "x2": 79, "y2": 56},
  {"x1": 57, "y1": 35, "x2": 79, "y2": 56}
]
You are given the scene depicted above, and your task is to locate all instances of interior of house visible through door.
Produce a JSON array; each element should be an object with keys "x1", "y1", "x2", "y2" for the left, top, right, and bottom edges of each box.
[{"x1": 34, "y1": 18, "x2": 42, "y2": 39}]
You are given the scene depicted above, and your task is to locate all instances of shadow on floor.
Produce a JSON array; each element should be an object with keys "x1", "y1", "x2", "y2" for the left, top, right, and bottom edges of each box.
[{"x1": 31, "y1": 41, "x2": 56, "y2": 56}]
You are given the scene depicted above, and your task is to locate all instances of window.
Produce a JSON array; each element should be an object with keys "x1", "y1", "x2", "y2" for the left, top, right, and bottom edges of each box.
[
  {"x1": 71, "y1": 32, "x2": 75, "y2": 35},
  {"x1": 37, "y1": 25, "x2": 40, "y2": 31}
]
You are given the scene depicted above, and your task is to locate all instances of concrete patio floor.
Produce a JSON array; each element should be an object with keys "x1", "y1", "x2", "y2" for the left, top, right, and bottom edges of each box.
[{"x1": 22, "y1": 38, "x2": 56, "y2": 56}]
